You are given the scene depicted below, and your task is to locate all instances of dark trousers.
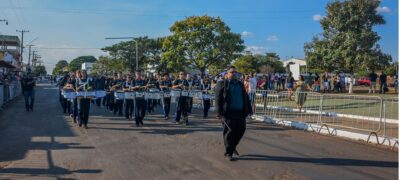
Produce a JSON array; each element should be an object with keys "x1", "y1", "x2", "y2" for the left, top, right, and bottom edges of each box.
[
  {"x1": 96, "y1": 98, "x2": 102, "y2": 106},
  {"x1": 114, "y1": 99, "x2": 123, "y2": 115},
  {"x1": 66, "y1": 100, "x2": 72, "y2": 115},
  {"x1": 223, "y1": 111, "x2": 246, "y2": 155},
  {"x1": 102, "y1": 96, "x2": 107, "y2": 107},
  {"x1": 380, "y1": 83, "x2": 387, "y2": 94},
  {"x1": 72, "y1": 98, "x2": 79, "y2": 122},
  {"x1": 125, "y1": 99, "x2": 134, "y2": 119},
  {"x1": 61, "y1": 96, "x2": 68, "y2": 113},
  {"x1": 175, "y1": 97, "x2": 189, "y2": 122},
  {"x1": 188, "y1": 97, "x2": 193, "y2": 113},
  {"x1": 135, "y1": 98, "x2": 146, "y2": 125},
  {"x1": 23, "y1": 90, "x2": 35, "y2": 110},
  {"x1": 203, "y1": 99, "x2": 211, "y2": 117},
  {"x1": 163, "y1": 97, "x2": 171, "y2": 117},
  {"x1": 107, "y1": 93, "x2": 114, "y2": 111},
  {"x1": 79, "y1": 98, "x2": 91, "y2": 126},
  {"x1": 147, "y1": 99, "x2": 156, "y2": 113}
]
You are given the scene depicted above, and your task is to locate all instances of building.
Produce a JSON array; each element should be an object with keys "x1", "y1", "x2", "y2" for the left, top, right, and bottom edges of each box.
[
  {"x1": 81, "y1": 63, "x2": 94, "y2": 74},
  {"x1": 282, "y1": 58, "x2": 307, "y2": 80},
  {"x1": 0, "y1": 35, "x2": 20, "y2": 73}
]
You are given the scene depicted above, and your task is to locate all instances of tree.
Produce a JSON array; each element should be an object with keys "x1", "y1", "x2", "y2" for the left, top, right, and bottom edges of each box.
[
  {"x1": 162, "y1": 15, "x2": 245, "y2": 76},
  {"x1": 304, "y1": 0, "x2": 392, "y2": 93},
  {"x1": 102, "y1": 36, "x2": 164, "y2": 73},
  {"x1": 91, "y1": 56, "x2": 126, "y2": 75},
  {"x1": 384, "y1": 63, "x2": 399, "y2": 77},
  {"x1": 52, "y1": 60, "x2": 68, "y2": 75},
  {"x1": 234, "y1": 55, "x2": 258, "y2": 73},
  {"x1": 34, "y1": 65, "x2": 47, "y2": 76},
  {"x1": 68, "y1": 56, "x2": 97, "y2": 72}
]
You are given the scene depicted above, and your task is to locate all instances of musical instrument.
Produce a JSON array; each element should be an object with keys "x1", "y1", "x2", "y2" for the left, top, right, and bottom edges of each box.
[
  {"x1": 95, "y1": 90, "x2": 107, "y2": 98},
  {"x1": 76, "y1": 91, "x2": 96, "y2": 99},
  {"x1": 62, "y1": 88, "x2": 76, "y2": 99},
  {"x1": 171, "y1": 90, "x2": 181, "y2": 97},
  {"x1": 135, "y1": 91, "x2": 145, "y2": 98},
  {"x1": 114, "y1": 91, "x2": 125, "y2": 100},
  {"x1": 124, "y1": 91, "x2": 136, "y2": 100}
]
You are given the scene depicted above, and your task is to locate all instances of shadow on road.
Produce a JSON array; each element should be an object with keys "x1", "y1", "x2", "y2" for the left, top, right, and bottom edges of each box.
[{"x1": 239, "y1": 154, "x2": 398, "y2": 168}]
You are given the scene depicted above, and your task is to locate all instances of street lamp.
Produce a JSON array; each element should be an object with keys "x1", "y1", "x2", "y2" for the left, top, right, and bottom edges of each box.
[
  {"x1": 105, "y1": 37, "x2": 139, "y2": 72},
  {"x1": 0, "y1": 19, "x2": 8, "y2": 25}
]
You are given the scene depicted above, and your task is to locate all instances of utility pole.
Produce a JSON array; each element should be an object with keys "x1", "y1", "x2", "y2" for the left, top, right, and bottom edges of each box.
[
  {"x1": 31, "y1": 50, "x2": 36, "y2": 68},
  {"x1": 16, "y1": 29, "x2": 29, "y2": 65},
  {"x1": 26, "y1": 44, "x2": 35, "y2": 67},
  {"x1": 0, "y1": 19, "x2": 8, "y2": 25}
]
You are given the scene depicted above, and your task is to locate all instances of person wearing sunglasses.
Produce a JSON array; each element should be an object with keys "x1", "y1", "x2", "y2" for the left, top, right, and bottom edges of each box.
[{"x1": 216, "y1": 66, "x2": 252, "y2": 161}]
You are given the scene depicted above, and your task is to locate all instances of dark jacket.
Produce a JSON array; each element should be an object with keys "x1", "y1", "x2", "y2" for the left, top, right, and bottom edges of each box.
[{"x1": 216, "y1": 79, "x2": 252, "y2": 118}]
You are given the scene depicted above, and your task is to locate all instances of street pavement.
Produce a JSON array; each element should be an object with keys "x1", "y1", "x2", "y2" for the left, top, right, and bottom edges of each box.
[{"x1": 0, "y1": 83, "x2": 398, "y2": 180}]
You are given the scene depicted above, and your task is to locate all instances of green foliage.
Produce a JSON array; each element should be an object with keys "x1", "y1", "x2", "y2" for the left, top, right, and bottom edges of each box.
[
  {"x1": 34, "y1": 65, "x2": 47, "y2": 76},
  {"x1": 91, "y1": 56, "x2": 126, "y2": 75},
  {"x1": 234, "y1": 53, "x2": 285, "y2": 73},
  {"x1": 304, "y1": 0, "x2": 392, "y2": 73},
  {"x1": 384, "y1": 63, "x2": 399, "y2": 77},
  {"x1": 162, "y1": 15, "x2": 245, "y2": 76},
  {"x1": 68, "y1": 56, "x2": 97, "y2": 72},
  {"x1": 51, "y1": 60, "x2": 68, "y2": 75},
  {"x1": 102, "y1": 36, "x2": 163, "y2": 73}
]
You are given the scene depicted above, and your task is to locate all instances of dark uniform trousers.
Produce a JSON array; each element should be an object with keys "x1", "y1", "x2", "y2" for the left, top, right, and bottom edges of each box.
[
  {"x1": 223, "y1": 110, "x2": 246, "y2": 155},
  {"x1": 175, "y1": 96, "x2": 190, "y2": 122},
  {"x1": 135, "y1": 98, "x2": 146, "y2": 125},
  {"x1": 79, "y1": 98, "x2": 91, "y2": 126},
  {"x1": 125, "y1": 99, "x2": 134, "y2": 119},
  {"x1": 163, "y1": 97, "x2": 171, "y2": 117}
]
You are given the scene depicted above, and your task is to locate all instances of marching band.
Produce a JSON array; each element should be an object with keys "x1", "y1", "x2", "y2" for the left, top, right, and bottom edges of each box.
[{"x1": 59, "y1": 69, "x2": 216, "y2": 129}]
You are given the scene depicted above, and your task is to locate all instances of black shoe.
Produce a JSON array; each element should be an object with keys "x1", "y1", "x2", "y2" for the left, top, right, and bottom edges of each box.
[
  {"x1": 84, "y1": 125, "x2": 88, "y2": 129},
  {"x1": 225, "y1": 154, "x2": 234, "y2": 161},
  {"x1": 233, "y1": 150, "x2": 240, "y2": 157}
]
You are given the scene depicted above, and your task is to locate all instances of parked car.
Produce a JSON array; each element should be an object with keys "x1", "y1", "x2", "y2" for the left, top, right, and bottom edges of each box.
[{"x1": 357, "y1": 77, "x2": 370, "y2": 86}]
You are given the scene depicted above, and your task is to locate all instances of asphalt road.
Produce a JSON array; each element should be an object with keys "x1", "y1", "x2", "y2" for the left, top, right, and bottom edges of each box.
[{"x1": 0, "y1": 83, "x2": 397, "y2": 180}]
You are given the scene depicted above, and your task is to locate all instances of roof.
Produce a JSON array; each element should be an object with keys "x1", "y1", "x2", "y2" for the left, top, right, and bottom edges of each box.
[
  {"x1": 0, "y1": 35, "x2": 21, "y2": 47},
  {"x1": 282, "y1": 58, "x2": 307, "y2": 67},
  {"x1": 0, "y1": 61, "x2": 16, "y2": 69}
]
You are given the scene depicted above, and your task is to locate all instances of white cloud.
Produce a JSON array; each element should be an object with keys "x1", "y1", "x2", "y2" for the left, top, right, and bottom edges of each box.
[
  {"x1": 266, "y1": 35, "x2": 279, "y2": 42},
  {"x1": 376, "y1": 6, "x2": 391, "y2": 13},
  {"x1": 241, "y1": 31, "x2": 253, "y2": 38},
  {"x1": 313, "y1": 14, "x2": 323, "y2": 21},
  {"x1": 245, "y1": 46, "x2": 269, "y2": 55}
]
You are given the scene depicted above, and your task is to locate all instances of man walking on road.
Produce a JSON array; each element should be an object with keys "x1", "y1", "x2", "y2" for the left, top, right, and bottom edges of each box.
[
  {"x1": 217, "y1": 66, "x2": 252, "y2": 161},
  {"x1": 21, "y1": 70, "x2": 36, "y2": 112}
]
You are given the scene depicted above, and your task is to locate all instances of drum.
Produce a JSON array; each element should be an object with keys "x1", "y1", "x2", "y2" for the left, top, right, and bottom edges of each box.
[
  {"x1": 181, "y1": 90, "x2": 189, "y2": 97},
  {"x1": 171, "y1": 90, "x2": 181, "y2": 97},
  {"x1": 203, "y1": 94, "x2": 215, "y2": 100},
  {"x1": 63, "y1": 91, "x2": 76, "y2": 99},
  {"x1": 191, "y1": 90, "x2": 203, "y2": 99},
  {"x1": 148, "y1": 88, "x2": 159, "y2": 93},
  {"x1": 76, "y1": 91, "x2": 85, "y2": 98},
  {"x1": 145, "y1": 93, "x2": 154, "y2": 100},
  {"x1": 135, "y1": 91, "x2": 145, "y2": 98},
  {"x1": 85, "y1": 91, "x2": 96, "y2": 98},
  {"x1": 163, "y1": 92, "x2": 171, "y2": 98},
  {"x1": 95, "y1": 90, "x2": 106, "y2": 98},
  {"x1": 114, "y1": 91, "x2": 125, "y2": 100},
  {"x1": 124, "y1": 91, "x2": 136, "y2": 99}
]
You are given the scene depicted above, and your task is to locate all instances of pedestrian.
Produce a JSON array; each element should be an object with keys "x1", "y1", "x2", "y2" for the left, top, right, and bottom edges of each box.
[
  {"x1": 21, "y1": 70, "x2": 36, "y2": 112},
  {"x1": 201, "y1": 76, "x2": 212, "y2": 119},
  {"x1": 369, "y1": 71, "x2": 378, "y2": 94},
  {"x1": 379, "y1": 72, "x2": 388, "y2": 94},
  {"x1": 286, "y1": 72, "x2": 295, "y2": 100},
  {"x1": 294, "y1": 75, "x2": 312, "y2": 111},
  {"x1": 216, "y1": 66, "x2": 252, "y2": 161}
]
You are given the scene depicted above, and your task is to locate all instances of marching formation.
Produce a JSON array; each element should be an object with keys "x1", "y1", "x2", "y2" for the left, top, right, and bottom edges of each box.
[{"x1": 57, "y1": 69, "x2": 215, "y2": 128}]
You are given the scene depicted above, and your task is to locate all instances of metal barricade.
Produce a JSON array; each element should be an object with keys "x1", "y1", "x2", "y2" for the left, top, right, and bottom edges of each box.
[
  {"x1": 319, "y1": 94, "x2": 383, "y2": 135},
  {"x1": 382, "y1": 97, "x2": 399, "y2": 149}
]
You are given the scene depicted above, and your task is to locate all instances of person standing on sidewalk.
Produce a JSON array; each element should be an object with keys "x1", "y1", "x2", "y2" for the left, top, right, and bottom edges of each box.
[
  {"x1": 217, "y1": 66, "x2": 252, "y2": 161},
  {"x1": 21, "y1": 71, "x2": 36, "y2": 112}
]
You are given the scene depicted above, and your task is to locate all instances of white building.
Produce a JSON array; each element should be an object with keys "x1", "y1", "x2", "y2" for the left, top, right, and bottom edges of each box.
[
  {"x1": 282, "y1": 58, "x2": 307, "y2": 80},
  {"x1": 81, "y1": 63, "x2": 94, "y2": 74}
]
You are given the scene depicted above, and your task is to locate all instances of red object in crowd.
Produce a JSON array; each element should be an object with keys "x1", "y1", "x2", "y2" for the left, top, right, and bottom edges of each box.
[{"x1": 357, "y1": 77, "x2": 371, "y2": 86}]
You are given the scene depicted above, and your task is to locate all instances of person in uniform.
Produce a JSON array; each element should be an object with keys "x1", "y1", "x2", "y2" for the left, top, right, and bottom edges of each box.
[
  {"x1": 216, "y1": 66, "x2": 252, "y2": 161},
  {"x1": 59, "y1": 72, "x2": 70, "y2": 113},
  {"x1": 76, "y1": 70, "x2": 94, "y2": 129},
  {"x1": 172, "y1": 71, "x2": 190, "y2": 125},
  {"x1": 146, "y1": 73, "x2": 159, "y2": 114},
  {"x1": 95, "y1": 74, "x2": 107, "y2": 107},
  {"x1": 112, "y1": 72, "x2": 124, "y2": 116},
  {"x1": 201, "y1": 76, "x2": 212, "y2": 119},
  {"x1": 123, "y1": 75, "x2": 135, "y2": 120},
  {"x1": 159, "y1": 72, "x2": 172, "y2": 120},
  {"x1": 132, "y1": 70, "x2": 147, "y2": 127},
  {"x1": 65, "y1": 72, "x2": 77, "y2": 123},
  {"x1": 21, "y1": 70, "x2": 36, "y2": 112}
]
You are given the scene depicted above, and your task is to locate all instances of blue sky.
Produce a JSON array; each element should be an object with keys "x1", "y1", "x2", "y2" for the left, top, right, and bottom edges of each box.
[{"x1": 0, "y1": 0, "x2": 398, "y2": 72}]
